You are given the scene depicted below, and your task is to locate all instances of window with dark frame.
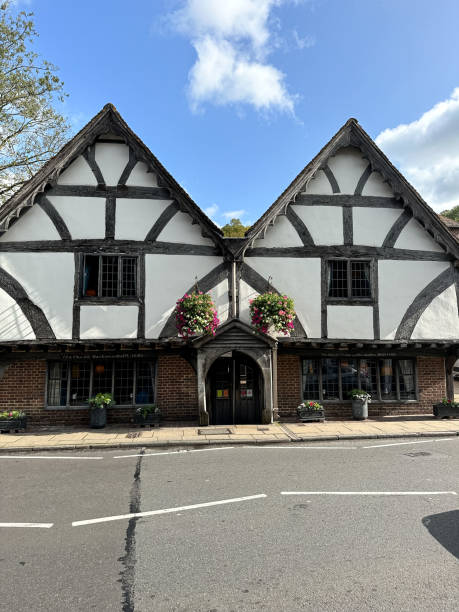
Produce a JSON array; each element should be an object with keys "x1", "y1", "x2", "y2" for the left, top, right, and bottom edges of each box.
[
  {"x1": 82, "y1": 255, "x2": 138, "y2": 298},
  {"x1": 47, "y1": 359, "x2": 155, "y2": 407},
  {"x1": 327, "y1": 259, "x2": 371, "y2": 299},
  {"x1": 302, "y1": 357, "x2": 416, "y2": 402}
]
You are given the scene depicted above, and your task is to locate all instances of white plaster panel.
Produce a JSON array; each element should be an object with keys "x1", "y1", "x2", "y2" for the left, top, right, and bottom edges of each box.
[
  {"x1": 0, "y1": 253, "x2": 74, "y2": 338},
  {"x1": 327, "y1": 147, "x2": 368, "y2": 194},
  {"x1": 209, "y1": 279, "x2": 230, "y2": 325},
  {"x1": 0, "y1": 288, "x2": 35, "y2": 340},
  {"x1": 239, "y1": 279, "x2": 259, "y2": 326},
  {"x1": 126, "y1": 161, "x2": 158, "y2": 187},
  {"x1": 394, "y1": 218, "x2": 444, "y2": 252},
  {"x1": 115, "y1": 198, "x2": 172, "y2": 240},
  {"x1": 157, "y1": 212, "x2": 214, "y2": 246},
  {"x1": 47, "y1": 196, "x2": 105, "y2": 239},
  {"x1": 0, "y1": 205, "x2": 60, "y2": 242},
  {"x1": 95, "y1": 143, "x2": 130, "y2": 186},
  {"x1": 362, "y1": 171, "x2": 393, "y2": 197},
  {"x1": 80, "y1": 305, "x2": 138, "y2": 339},
  {"x1": 247, "y1": 258, "x2": 321, "y2": 337},
  {"x1": 254, "y1": 215, "x2": 303, "y2": 248},
  {"x1": 352, "y1": 207, "x2": 402, "y2": 246},
  {"x1": 303, "y1": 169, "x2": 333, "y2": 195},
  {"x1": 57, "y1": 155, "x2": 97, "y2": 186},
  {"x1": 378, "y1": 260, "x2": 450, "y2": 339},
  {"x1": 412, "y1": 285, "x2": 459, "y2": 340},
  {"x1": 291, "y1": 205, "x2": 343, "y2": 245},
  {"x1": 327, "y1": 305, "x2": 374, "y2": 339},
  {"x1": 145, "y1": 255, "x2": 223, "y2": 338}
]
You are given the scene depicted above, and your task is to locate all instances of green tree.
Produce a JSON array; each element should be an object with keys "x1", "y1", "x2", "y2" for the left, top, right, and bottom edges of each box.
[
  {"x1": 0, "y1": 2, "x2": 69, "y2": 205},
  {"x1": 440, "y1": 205, "x2": 459, "y2": 223},
  {"x1": 222, "y1": 218, "x2": 250, "y2": 237}
]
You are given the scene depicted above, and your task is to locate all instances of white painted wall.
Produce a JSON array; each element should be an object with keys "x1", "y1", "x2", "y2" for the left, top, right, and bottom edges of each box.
[
  {"x1": 239, "y1": 279, "x2": 258, "y2": 326},
  {"x1": 292, "y1": 205, "x2": 343, "y2": 245},
  {"x1": 126, "y1": 162, "x2": 158, "y2": 187},
  {"x1": 395, "y1": 218, "x2": 444, "y2": 252},
  {"x1": 0, "y1": 252, "x2": 74, "y2": 338},
  {"x1": 361, "y1": 171, "x2": 393, "y2": 197},
  {"x1": 327, "y1": 305, "x2": 374, "y2": 339},
  {"x1": 157, "y1": 212, "x2": 215, "y2": 246},
  {"x1": 254, "y1": 215, "x2": 303, "y2": 248},
  {"x1": 0, "y1": 205, "x2": 60, "y2": 242},
  {"x1": 57, "y1": 155, "x2": 97, "y2": 186},
  {"x1": 209, "y1": 279, "x2": 230, "y2": 324},
  {"x1": 303, "y1": 169, "x2": 333, "y2": 194},
  {"x1": 378, "y1": 260, "x2": 450, "y2": 339},
  {"x1": 47, "y1": 195, "x2": 106, "y2": 239},
  {"x1": 246, "y1": 257, "x2": 321, "y2": 337},
  {"x1": 145, "y1": 255, "x2": 223, "y2": 338},
  {"x1": 353, "y1": 207, "x2": 402, "y2": 246},
  {"x1": 115, "y1": 198, "x2": 172, "y2": 240},
  {"x1": 95, "y1": 143, "x2": 130, "y2": 186},
  {"x1": 80, "y1": 305, "x2": 138, "y2": 339},
  {"x1": 0, "y1": 287, "x2": 35, "y2": 340},
  {"x1": 328, "y1": 147, "x2": 368, "y2": 194},
  {"x1": 412, "y1": 285, "x2": 459, "y2": 340}
]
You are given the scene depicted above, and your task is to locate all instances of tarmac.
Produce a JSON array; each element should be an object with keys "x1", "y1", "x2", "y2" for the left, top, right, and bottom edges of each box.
[{"x1": 1, "y1": 416, "x2": 459, "y2": 453}]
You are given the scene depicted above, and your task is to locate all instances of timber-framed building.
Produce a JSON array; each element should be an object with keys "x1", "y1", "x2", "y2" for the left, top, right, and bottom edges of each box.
[{"x1": 0, "y1": 104, "x2": 457, "y2": 425}]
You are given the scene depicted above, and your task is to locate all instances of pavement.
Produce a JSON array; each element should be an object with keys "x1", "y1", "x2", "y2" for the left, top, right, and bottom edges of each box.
[{"x1": 2, "y1": 415, "x2": 459, "y2": 452}]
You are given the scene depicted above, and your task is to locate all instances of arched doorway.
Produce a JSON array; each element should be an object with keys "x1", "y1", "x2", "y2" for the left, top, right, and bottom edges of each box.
[{"x1": 207, "y1": 352, "x2": 262, "y2": 425}]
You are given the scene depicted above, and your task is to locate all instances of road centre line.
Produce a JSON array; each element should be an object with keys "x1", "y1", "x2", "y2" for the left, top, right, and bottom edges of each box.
[
  {"x1": 0, "y1": 522, "x2": 54, "y2": 528},
  {"x1": 0, "y1": 455, "x2": 103, "y2": 460},
  {"x1": 362, "y1": 439, "x2": 456, "y2": 449},
  {"x1": 281, "y1": 491, "x2": 457, "y2": 496},
  {"x1": 113, "y1": 447, "x2": 235, "y2": 459},
  {"x1": 245, "y1": 445, "x2": 358, "y2": 450},
  {"x1": 72, "y1": 493, "x2": 267, "y2": 526}
]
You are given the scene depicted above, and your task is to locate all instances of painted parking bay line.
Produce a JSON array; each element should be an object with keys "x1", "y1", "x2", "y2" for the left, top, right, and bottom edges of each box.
[
  {"x1": 72, "y1": 493, "x2": 267, "y2": 527},
  {"x1": 281, "y1": 491, "x2": 457, "y2": 496},
  {"x1": 113, "y1": 447, "x2": 235, "y2": 459},
  {"x1": 0, "y1": 455, "x2": 103, "y2": 460},
  {"x1": 0, "y1": 522, "x2": 54, "y2": 528},
  {"x1": 362, "y1": 439, "x2": 456, "y2": 449}
]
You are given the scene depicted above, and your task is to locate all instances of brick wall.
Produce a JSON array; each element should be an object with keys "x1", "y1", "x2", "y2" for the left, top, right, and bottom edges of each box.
[
  {"x1": 277, "y1": 354, "x2": 446, "y2": 419},
  {"x1": 156, "y1": 354, "x2": 198, "y2": 421}
]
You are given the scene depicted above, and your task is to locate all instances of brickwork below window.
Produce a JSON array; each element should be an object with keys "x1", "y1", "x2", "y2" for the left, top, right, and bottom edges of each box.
[{"x1": 156, "y1": 354, "x2": 198, "y2": 421}]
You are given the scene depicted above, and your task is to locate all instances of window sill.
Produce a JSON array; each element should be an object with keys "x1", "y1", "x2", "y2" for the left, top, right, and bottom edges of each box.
[
  {"x1": 45, "y1": 404, "x2": 150, "y2": 410},
  {"x1": 319, "y1": 399, "x2": 418, "y2": 404},
  {"x1": 76, "y1": 298, "x2": 140, "y2": 306},
  {"x1": 326, "y1": 298, "x2": 374, "y2": 306}
]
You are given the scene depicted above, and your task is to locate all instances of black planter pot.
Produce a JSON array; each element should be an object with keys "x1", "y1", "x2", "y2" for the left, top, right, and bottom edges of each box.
[
  {"x1": 0, "y1": 416, "x2": 27, "y2": 433},
  {"x1": 89, "y1": 407, "x2": 107, "y2": 429},
  {"x1": 134, "y1": 412, "x2": 161, "y2": 428},
  {"x1": 297, "y1": 408, "x2": 325, "y2": 422},
  {"x1": 433, "y1": 403, "x2": 459, "y2": 419}
]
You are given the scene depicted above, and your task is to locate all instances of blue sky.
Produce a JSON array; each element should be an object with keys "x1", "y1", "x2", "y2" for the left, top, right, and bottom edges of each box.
[{"x1": 25, "y1": 0, "x2": 459, "y2": 221}]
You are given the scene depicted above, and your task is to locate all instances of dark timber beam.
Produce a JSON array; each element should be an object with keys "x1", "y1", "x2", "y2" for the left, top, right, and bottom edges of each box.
[
  {"x1": 285, "y1": 207, "x2": 315, "y2": 246},
  {"x1": 47, "y1": 185, "x2": 172, "y2": 200},
  {"x1": 294, "y1": 194, "x2": 402, "y2": 208},
  {"x1": 354, "y1": 164, "x2": 372, "y2": 196},
  {"x1": 323, "y1": 165, "x2": 340, "y2": 193},
  {"x1": 145, "y1": 201, "x2": 180, "y2": 242},
  {"x1": 245, "y1": 245, "x2": 452, "y2": 261},
  {"x1": 38, "y1": 196, "x2": 72, "y2": 240},
  {"x1": 382, "y1": 209, "x2": 412, "y2": 248}
]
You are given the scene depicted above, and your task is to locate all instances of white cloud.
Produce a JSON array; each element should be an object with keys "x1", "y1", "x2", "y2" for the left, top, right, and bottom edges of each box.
[
  {"x1": 376, "y1": 88, "x2": 459, "y2": 211},
  {"x1": 222, "y1": 209, "x2": 246, "y2": 219},
  {"x1": 292, "y1": 30, "x2": 315, "y2": 49},
  {"x1": 204, "y1": 203, "x2": 219, "y2": 219},
  {"x1": 168, "y1": 1, "x2": 306, "y2": 114}
]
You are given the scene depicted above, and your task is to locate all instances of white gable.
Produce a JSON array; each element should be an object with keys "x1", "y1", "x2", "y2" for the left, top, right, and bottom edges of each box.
[
  {"x1": 327, "y1": 147, "x2": 368, "y2": 194},
  {"x1": 353, "y1": 207, "x2": 402, "y2": 246},
  {"x1": 95, "y1": 142, "x2": 130, "y2": 185},
  {"x1": 47, "y1": 196, "x2": 106, "y2": 239},
  {"x1": 126, "y1": 161, "x2": 158, "y2": 187},
  {"x1": 394, "y1": 218, "x2": 444, "y2": 252},
  {"x1": 292, "y1": 205, "x2": 343, "y2": 245},
  {"x1": 361, "y1": 171, "x2": 393, "y2": 197},
  {"x1": 115, "y1": 198, "x2": 173, "y2": 241},
  {"x1": 303, "y1": 169, "x2": 333, "y2": 195},
  {"x1": 254, "y1": 214, "x2": 303, "y2": 248},
  {"x1": 0, "y1": 205, "x2": 60, "y2": 242},
  {"x1": 57, "y1": 155, "x2": 97, "y2": 186},
  {"x1": 412, "y1": 285, "x2": 459, "y2": 340},
  {"x1": 209, "y1": 279, "x2": 230, "y2": 325},
  {"x1": 157, "y1": 212, "x2": 214, "y2": 246},
  {"x1": 0, "y1": 287, "x2": 35, "y2": 340}
]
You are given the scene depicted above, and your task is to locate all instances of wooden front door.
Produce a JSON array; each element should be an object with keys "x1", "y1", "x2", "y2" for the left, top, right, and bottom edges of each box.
[{"x1": 208, "y1": 353, "x2": 261, "y2": 425}]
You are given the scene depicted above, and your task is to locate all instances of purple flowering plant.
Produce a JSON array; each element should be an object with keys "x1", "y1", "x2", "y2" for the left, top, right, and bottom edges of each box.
[
  {"x1": 175, "y1": 291, "x2": 219, "y2": 338},
  {"x1": 249, "y1": 292, "x2": 295, "y2": 335}
]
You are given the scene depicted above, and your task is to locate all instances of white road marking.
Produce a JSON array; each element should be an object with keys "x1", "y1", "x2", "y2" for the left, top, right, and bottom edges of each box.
[
  {"x1": 72, "y1": 493, "x2": 267, "y2": 526},
  {"x1": 113, "y1": 447, "x2": 235, "y2": 459},
  {"x1": 0, "y1": 522, "x2": 54, "y2": 528},
  {"x1": 362, "y1": 439, "x2": 456, "y2": 449},
  {"x1": 246, "y1": 445, "x2": 358, "y2": 450},
  {"x1": 0, "y1": 455, "x2": 103, "y2": 460},
  {"x1": 281, "y1": 491, "x2": 457, "y2": 496}
]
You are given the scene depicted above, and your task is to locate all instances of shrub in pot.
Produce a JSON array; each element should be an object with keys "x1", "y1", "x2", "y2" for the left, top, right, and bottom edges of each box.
[
  {"x1": 348, "y1": 389, "x2": 371, "y2": 420},
  {"x1": 0, "y1": 410, "x2": 26, "y2": 433},
  {"x1": 297, "y1": 400, "x2": 325, "y2": 422},
  {"x1": 135, "y1": 404, "x2": 161, "y2": 427},
  {"x1": 87, "y1": 393, "x2": 114, "y2": 429},
  {"x1": 433, "y1": 398, "x2": 459, "y2": 419}
]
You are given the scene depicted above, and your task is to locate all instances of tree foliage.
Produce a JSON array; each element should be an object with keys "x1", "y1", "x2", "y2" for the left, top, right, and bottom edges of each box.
[
  {"x1": 221, "y1": 217, "x2": 250, "y2": 237},
  {"x1": 440, "y1": 205, "x2": 459, "y2": 223},
  {"x1": 0, "y1": 2, "x2": 69, "y2": 205}
]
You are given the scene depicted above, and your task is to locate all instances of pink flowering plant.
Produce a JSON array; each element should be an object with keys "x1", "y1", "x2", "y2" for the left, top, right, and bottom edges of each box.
[
  {"x1": 249, "y1": 292, "x2": 295, "y2": 335},
  {"x1": 175, "y1": 291, "x2": 219, "y2": 338},
  {"x1": 0, "y1": 410, "x2": 25, "y2": 420},
  {"x1": 298, "y1": 401, "x2": 323, "y2": 412}
]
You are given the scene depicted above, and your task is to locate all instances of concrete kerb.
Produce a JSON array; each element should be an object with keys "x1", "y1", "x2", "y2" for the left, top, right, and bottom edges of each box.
[{"x1": 0, "y1": 430, "x2": 458, "y2": 454}]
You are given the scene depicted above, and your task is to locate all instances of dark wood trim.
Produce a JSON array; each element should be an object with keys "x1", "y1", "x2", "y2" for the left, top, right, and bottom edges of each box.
[
  {"x1": 382, "y1": 209, "x2": 412, "y2": 248},
  {"x1": 371, "y1": 258, "x2": 380, "y2": 340},
  {"x1": 118, "y1": 149, "x2": 137, "y2": 186},
  {"x1": 343, "y1": 206, "x2": 353, "y2": 245},
  {"x1": 354, "y1": 164, "x2": 372, "y2": 195},
  {"x1": 285, "y1": 207, "x2": 315, "y2": 246},
  {"x1": 137, "y1": 253, "x2": 145, "y2": 339},
  {"x1": 294, "y1": 194, "x2": 402, "y2": 208},
  {"x1": 321, "y1": 259, "x2": 328, "y2": 338},
  {"x1": 245, "y1": 245, "x2": 451, "y2": 261},
  {"x1": 47, "y1": 185, "x2": 172, "y2": 200},
  {"x1": 0, "y1": 267, "x2": 56, "y2": 339},
  {"x1": 323, "y1": 165, "x2": 340, "y2": 193},
  {"x1": 395, "y1": 267, "x2": 454, "y2": 340},
  {"x1": 72, "y1": 253, "x2": 80, "y2": 340},
  {"x1": 145, "y1": 201, "x2": 179, "y2": 242},
  {"x1": 82, "y1": 147, "x2": 105, "y2": 187},
  {"x1": 38, "y1": 196, "x2": 72, "y2": 240},
  {"x1": 105, "y1": 194, "x2": 116, "y2": 239}
]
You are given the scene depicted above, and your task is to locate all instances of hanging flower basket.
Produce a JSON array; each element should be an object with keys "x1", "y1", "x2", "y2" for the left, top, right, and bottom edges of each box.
[
  {"x1": 249, "y1": 292, "x2": 295, "y2": 335},
  {"x1": 175, "y1": 291, "x2": 219, "y2": 338}
]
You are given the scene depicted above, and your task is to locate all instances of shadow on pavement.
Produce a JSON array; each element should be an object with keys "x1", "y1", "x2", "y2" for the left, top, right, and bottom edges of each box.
[{"x1": 422, "y1": 510, "x2": 459, "y2": 559}]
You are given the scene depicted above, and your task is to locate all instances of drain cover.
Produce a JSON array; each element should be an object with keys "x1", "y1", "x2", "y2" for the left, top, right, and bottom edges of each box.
[
  {"x1": 198, "y1": 428, "x2": 232, "y2": 435},
  {"x1": 257, "y1": 426, "x2": 269, "y2": 431},
  {"x1": 126, "y1": 432, "x2": 141, "y2": 439},
  {"x1": 404, "y1": 451, "x2": 431, "y2": 457}
]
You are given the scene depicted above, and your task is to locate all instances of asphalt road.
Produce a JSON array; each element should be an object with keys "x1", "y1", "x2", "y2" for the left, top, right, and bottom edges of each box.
[{"x1": 1, "y1": 439, "x2": 459, "y2": 612}]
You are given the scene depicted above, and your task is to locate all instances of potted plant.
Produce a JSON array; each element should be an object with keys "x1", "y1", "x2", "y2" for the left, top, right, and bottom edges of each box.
[
  {"x1": 433, "y1": 398, "x2": 459, "y2": 419},
  {"x1": 249, "y1": 292, "x2": 295, "y2": 336},
  {"x1": 175, "y1": 291, "x2": 219, "y2": 338},
  {"x1": 349, "y1": 389, "x2": 371, "y2": 420},
  {"x1": 87, "y1": 392, "x2": 114, "y2": 429},
  {"x1": 0, "y1": 410, "x2": 26, "y2": 433},
  {"x1": 135, "y1": 404, "x2": 161, "y2": 427},
  {"x1": 297, "y1": 400, "x2": 325, "y2": 422}
]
